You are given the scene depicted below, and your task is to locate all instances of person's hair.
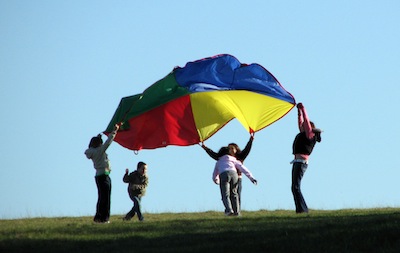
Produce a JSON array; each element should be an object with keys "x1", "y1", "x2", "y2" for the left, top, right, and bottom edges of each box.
[
  {"x1": 310, "y1": 121, "x2": 322, "y2": 142},
  {"x1": 137, "y1": 161, "x2": 147, "y2": 170},
  {"x1": 228, "y1": 143, "x2": 241, "y2": 154},
  {"x1": 217, "y1": 147, "x2": 229, "y2": 157},
  {"x1": 88, "y1": 134, "x2": 103, "y2": 148}
]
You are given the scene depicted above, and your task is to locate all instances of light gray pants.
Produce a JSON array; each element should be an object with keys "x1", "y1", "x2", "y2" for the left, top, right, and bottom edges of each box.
[{"x1": 219, "y1": 170, "x2": 239, "y2": 214}]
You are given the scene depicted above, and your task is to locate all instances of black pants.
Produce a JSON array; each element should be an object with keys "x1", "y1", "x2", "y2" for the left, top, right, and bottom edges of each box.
[
  {"x1": 94, "y1": 174, "x2": 111, "y2": 222},
  {"x1": 291, "y1": 162, "x2": 309, "y2": 213}
]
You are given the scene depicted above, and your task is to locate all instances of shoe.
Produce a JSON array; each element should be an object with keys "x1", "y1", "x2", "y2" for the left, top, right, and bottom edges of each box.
[
  {"x1": 224, "y1": 211, "x2": 234, "y2": 216},
  {"x1": 123, "y1": 217, "x2": 131, "y2": 221}
]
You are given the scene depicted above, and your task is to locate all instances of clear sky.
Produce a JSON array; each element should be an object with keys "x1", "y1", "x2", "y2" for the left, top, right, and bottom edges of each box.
[{"x1": 1, "y1": 1, "x2": 399, "y2": 219}]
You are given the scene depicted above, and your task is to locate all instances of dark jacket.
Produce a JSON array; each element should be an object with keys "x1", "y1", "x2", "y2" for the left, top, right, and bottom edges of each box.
[
  {"x1": 123, "y1": 171, "x2": 149, "y2": 198},
  {"x1": 203, "y1": 137, "x2": 253, "y2": 162}
]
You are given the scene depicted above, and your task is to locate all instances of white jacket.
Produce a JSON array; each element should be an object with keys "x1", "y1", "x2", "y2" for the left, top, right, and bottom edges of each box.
[
  {"x1": 212, "y1": 155, "x2": 255, "y2": 183},
  {"x1": 85, "y1": 130, "x2": 117, "y2": 176}
]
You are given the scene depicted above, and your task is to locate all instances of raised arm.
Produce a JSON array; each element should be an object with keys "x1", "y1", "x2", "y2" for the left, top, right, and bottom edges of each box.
[
  {"x1": 123, "y1": 169, "x2": 130, "y2": 183},
  {"x1": 237, "y1": 135, "x2": 254, "y2": 162},
  {"x1": 102, "y1": 124, "x2": 120, "y2": 152},
  {"x1": 201, "y1": 143, "x2": 219, "y2": 160},
  {"x1": 297, "y1": 105, "x2": 304, "y2": 131},
  {"x1": 297, "y1": 103, "x2": 314, "y2": 139}
]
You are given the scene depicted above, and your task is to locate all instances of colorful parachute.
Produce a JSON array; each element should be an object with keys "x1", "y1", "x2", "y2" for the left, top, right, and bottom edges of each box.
[{"x1": 105, "y1": 54, "x2": 295, "y2": 151}]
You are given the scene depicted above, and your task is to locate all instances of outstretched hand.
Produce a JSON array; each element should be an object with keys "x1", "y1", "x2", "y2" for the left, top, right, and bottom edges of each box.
[
  {"x1": 125, "y1": 168, "x2": 129, "y2": 174},
  {"x1": 252, "y1": 179, "x2": 258, "y2": 185}
]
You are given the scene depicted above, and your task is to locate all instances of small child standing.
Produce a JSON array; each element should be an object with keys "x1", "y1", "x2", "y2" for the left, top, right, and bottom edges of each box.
[{"x1": 123, "y1": 162, "x2": 149, "y2": 221}]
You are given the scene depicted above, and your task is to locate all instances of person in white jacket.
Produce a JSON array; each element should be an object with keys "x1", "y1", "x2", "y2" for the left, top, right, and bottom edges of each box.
[
  {"x1": 85, "y1": 124, "x2": 119, "y2": 223},
  {"x1": 212, "y1": 147, "x2": 257, "y2": 216}
]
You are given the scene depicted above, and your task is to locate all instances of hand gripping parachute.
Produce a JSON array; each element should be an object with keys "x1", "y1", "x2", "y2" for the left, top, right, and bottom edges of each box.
[{"x1": 105, "y1": 54, "x2": 296, "y2": 151}]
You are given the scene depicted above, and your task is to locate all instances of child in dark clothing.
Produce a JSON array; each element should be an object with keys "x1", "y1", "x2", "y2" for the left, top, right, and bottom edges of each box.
[{"x1": 123, "y1": 162, "x2": 149, "y2": 221}]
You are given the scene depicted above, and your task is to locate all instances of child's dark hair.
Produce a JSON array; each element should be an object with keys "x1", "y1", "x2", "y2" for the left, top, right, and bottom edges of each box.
[
  {"x1": 88, "y1": 134, "x2": 103, "y2": 148},
  {"x1": 137, "y1": 161, "x2": 147, "y2": 169},
  {"x1": 217, "y1": 147, "x2": 229, "y2": 157}
]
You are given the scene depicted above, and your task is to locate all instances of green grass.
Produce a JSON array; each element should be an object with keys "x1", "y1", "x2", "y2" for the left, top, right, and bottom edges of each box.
[{"x1": 1, "y1": 208, "x2": 400, "y2": 253}]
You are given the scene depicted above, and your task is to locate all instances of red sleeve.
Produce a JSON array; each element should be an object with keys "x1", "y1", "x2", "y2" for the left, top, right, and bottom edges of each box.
[
  {"x1": 300, "y1": 106, "x2": 315, "y2": 140},
  {"x1": 297, "y1": 107, "x2": 304, "y2": 131}
]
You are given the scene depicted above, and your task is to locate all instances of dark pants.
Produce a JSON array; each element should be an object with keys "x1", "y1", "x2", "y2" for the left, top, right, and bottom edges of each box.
[
  {"x1": 125, "y1": 196, "x2": 143, "y2": 221},
  {"x1": 94, "y1": 174, "x2": 111, "y2": 222},
  {"x1": 291, "y1": 162, "x2": 308, "y2": 213}
]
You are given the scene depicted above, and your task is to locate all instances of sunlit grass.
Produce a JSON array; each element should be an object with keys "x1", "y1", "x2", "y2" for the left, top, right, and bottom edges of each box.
[{"x1": 1, "y1": 208, "x2": 399, "y2": 253}]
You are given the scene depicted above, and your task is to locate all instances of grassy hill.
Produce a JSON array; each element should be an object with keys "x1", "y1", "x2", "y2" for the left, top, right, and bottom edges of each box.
[{"x1": 1, "y1": 208, "x2": 399, "y2": 253}]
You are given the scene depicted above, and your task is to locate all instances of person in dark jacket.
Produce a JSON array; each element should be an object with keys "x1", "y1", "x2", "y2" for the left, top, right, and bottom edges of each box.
[
  {"x1": 123, "y1": 161, "x2": 149, "y2": 221},
  {"x1": 291, "y1": 103, "x2": 322, "y2": 213}
]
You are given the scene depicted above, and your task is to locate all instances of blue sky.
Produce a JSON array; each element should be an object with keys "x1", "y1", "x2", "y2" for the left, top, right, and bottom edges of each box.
[{"x1": 1, "y1": 0, "x2": 399, "y2": 219}]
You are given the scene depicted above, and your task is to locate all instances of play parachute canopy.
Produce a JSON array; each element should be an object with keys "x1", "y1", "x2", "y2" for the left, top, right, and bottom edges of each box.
[{"x1": 105, "y1": 54, "x2": 295, "y2": 151}]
